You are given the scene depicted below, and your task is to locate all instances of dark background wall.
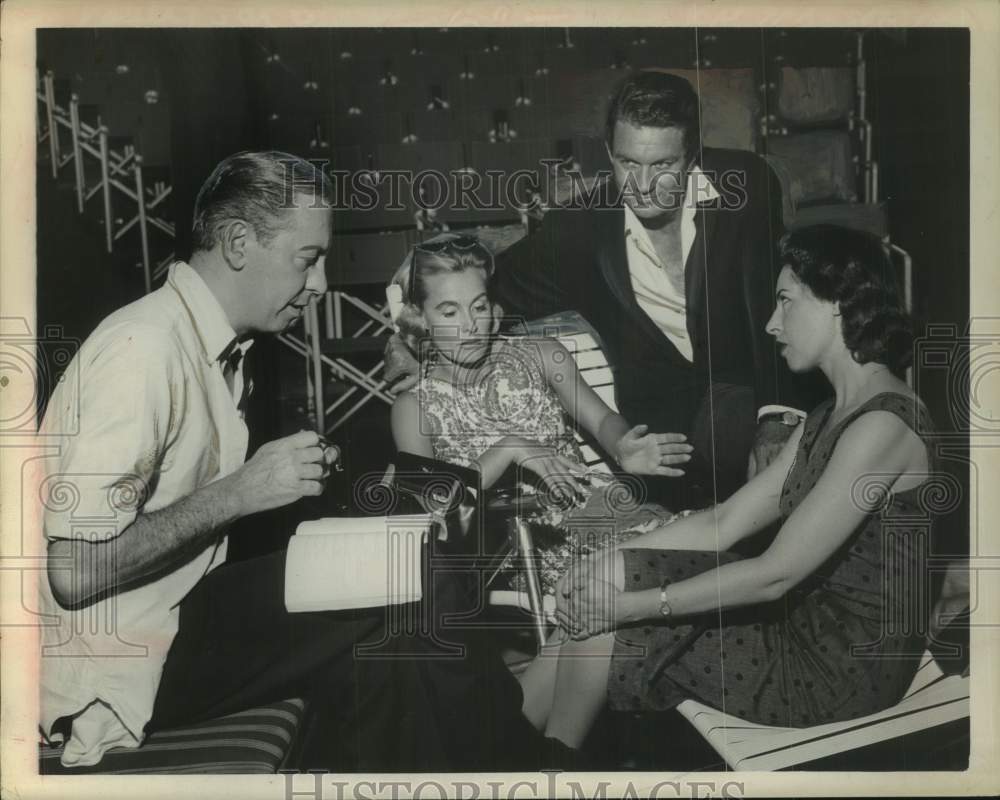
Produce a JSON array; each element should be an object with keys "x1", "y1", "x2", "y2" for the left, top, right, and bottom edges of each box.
[
  {"x1": 159, "y1": 30, "x2": 266, "y2": 260},
  {"x1": 869, "y1": 29, "x2": 970, "y2": 428},
  {"x1": 868, "y1": 29, "x2": 970, "y2": 561}
]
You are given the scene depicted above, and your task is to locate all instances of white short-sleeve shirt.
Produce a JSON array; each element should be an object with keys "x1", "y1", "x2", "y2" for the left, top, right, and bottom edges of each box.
[{"x1": 38, "y1": 261, "x2": 252, "y2": 767}]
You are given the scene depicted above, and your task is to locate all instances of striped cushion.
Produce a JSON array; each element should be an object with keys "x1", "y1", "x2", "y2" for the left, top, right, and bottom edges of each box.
[
  {"x1": 39, "y1": 698, "x2": 306, "y2": 774},
  {"x1": 520, "y1": 312, "x2": 618, "y2": 474}
]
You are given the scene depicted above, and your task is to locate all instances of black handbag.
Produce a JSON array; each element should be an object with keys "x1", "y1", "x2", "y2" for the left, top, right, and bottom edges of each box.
[{"x1": 390, "y1": 451, "x2": 482, "y2": 545}]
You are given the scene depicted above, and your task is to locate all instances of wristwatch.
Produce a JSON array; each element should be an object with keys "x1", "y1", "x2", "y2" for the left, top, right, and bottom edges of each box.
[
  {"x1": 758, "y1": 410, "x2": 803, "y2": 427},
  {"x1": 658, "y1": 578, "x2": 673, "y2": 618}
]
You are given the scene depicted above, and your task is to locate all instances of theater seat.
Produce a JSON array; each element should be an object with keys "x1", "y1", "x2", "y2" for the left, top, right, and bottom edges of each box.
[
  {"x1": 776, "y1": 67, "x2": 855, "y2": 125},
  {"x1": 764, "y1": 130, "x2": 858, "y2": 208},
  {"x1": 39, "y1": 698, "x2": 306, "y2": 774}
]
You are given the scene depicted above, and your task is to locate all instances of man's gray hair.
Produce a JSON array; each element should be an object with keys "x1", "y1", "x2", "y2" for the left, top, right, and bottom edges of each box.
[{"x1": 191, "y1": 150, "x2": 333, "y2": 253}]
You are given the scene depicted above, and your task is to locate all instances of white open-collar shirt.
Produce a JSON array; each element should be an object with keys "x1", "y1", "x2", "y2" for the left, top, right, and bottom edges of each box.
[
  {"x1": 38, "y1": 261, "x2": 252, "y2": 767},
  {"x1": 623, "y1": 163, "x2": 720, "y2": 363},
  {"x1": 624, "y1": 166, "x2": 801, "y2": 422}
]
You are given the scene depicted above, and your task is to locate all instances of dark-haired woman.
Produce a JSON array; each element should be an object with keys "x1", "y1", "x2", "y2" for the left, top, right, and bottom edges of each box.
[{"x1": 518, "y1": 224, "x2": 938, "y2": 749}]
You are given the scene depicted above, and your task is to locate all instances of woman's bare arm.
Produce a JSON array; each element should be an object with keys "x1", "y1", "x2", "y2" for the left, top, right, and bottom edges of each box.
[
  {"x1": 537, "y1": 338, "x2": 691, "y2": 476},
  {"x1": 616, "y1": 412, "x2": 923, "y2": 623}
]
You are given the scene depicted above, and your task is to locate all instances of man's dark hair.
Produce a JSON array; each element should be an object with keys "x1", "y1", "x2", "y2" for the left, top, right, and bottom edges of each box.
[
  {"x1": 779, "y1": 224, "x2": 913, "y2": 375},
  {"x1": 605, "y1": 70, "x2": 701, "y2": 155},
  {"x1": 191, "y1": 151, "x2": 333, "y2": 253}
]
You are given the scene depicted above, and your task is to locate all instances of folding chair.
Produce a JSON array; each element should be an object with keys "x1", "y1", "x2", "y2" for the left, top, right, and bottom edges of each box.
[
  {"x1": 37, "y1": 67, "x2": 177, "y2": 291},
  {"x1": 278, "y1": 298, "x2": 395, "y2": 436},
  {"x1": 285, "y1": 231, "x2": 422, "y2": 434},
  {"x1": 675, "y1": 651, "x2": 969, "y2": 770}
]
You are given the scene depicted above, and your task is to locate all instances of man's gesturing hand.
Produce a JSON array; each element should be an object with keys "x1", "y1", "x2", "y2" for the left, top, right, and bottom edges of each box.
[{"x1": 229, "y1": 430, "x2": 330, "y2": 516}]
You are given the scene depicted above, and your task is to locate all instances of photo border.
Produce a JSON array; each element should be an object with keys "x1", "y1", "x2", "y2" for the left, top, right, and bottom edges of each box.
[{"x1": 3, "y1": 1, "x2": 998, "y2": 797}]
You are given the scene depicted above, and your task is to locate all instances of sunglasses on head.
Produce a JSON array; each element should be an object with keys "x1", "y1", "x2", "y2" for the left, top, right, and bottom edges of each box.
[{"x1": 407, "y1": 234, "x2": 494, "y2": 302}]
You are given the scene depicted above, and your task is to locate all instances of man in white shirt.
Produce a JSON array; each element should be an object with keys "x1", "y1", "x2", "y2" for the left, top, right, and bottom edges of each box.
[{"x1": 38, "y1": 151, "x2": 552, "y2": 771}]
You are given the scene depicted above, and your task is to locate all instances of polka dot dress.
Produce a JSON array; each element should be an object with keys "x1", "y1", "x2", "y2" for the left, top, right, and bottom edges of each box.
[{"x1": 607, "y1": 392, "x2": 935, "y2": 728}]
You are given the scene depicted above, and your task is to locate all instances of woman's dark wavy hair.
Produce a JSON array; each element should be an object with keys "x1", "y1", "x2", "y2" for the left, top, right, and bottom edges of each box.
[{"x1": 779, "y1": 224, "x2": 913, "y2": 375}]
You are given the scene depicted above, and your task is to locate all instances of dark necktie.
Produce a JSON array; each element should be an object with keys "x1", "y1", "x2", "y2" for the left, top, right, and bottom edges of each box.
[{"x1": 220, "y1": 345, "x2": 250, "y2": 417}]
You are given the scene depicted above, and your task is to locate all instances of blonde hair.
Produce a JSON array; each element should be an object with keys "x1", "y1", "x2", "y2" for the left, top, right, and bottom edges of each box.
[{"x1": 389, "y1": 235, "x2": 495, "y2": 355}]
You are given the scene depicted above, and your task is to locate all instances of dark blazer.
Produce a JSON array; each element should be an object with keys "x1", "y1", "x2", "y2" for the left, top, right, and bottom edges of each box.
[{"x1": 493, "y1": 147, "x2": 812, "y2": 443}]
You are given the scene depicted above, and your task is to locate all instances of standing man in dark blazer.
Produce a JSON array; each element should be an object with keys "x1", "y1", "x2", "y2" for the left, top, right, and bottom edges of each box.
[{"x1": 389, "y1": 71, "x2": 813, "y2": 508}]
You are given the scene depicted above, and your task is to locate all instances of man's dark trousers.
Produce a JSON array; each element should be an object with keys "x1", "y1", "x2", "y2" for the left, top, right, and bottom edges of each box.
[{"x1": 149, "y1": 547, "x2": 548, "y2": 771}]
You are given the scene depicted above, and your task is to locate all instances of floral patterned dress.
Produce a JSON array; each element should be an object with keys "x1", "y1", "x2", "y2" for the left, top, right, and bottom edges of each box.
[{"x1": 416, "y1": 337, "x2": 673, "y2": 594}]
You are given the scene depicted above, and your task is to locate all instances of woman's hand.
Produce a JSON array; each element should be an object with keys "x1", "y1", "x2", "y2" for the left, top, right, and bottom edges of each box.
[
  {"x1": 508, "y1": 437, "x2": 590, "y2": 505},
  {"x1": 615, "y1": 424, "x2": 693, "y2": 476},
  {"x1": 555, "y1": 554, "x2": 633, "y2": 640}
]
